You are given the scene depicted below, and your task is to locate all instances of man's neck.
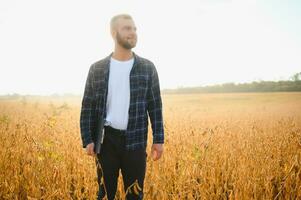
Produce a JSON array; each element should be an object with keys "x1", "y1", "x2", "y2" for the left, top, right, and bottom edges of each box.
[{"x1": 112, "y1": 47, "x2": 134, "y2": 61}]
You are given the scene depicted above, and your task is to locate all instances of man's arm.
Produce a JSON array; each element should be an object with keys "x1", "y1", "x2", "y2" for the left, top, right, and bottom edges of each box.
[
  {"x1": 80, "y1": 64, "x2": 96, "y2": 149},
  {"x1": 147, "y1": 63, "x2": 164, "y2": 161},
  {"x1": 147, "y1": 63, "x2": 164, "y2": 145}
]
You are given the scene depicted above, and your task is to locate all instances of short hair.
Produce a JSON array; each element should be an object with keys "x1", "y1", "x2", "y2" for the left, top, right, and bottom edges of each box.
[{"x1": 110, "y1": 14, "x2": 133, "y2": 30}]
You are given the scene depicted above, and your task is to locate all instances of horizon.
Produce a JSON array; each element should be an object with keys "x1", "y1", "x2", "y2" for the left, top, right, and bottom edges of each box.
[
  {"x1": 1, "y1": 0, "x2": 301, "y2": 95},
  {"x1": 1, "y1": 77, "x2": 300, "y2": 97}
]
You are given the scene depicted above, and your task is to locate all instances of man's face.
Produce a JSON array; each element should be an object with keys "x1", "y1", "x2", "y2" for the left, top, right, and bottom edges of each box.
[{"x1": 113, "y1": 18, "x2": 137, "y2": 49}]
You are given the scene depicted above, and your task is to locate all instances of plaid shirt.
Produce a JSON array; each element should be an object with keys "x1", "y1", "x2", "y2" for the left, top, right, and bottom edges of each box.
[{"x1": 80, "y1": 52, "x2": 164, "y2": 151}]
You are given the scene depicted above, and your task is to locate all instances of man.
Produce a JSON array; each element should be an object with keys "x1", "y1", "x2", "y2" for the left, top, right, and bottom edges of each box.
[{"x1": 80, "y1": 14, "x2": 164, "y2": 200}]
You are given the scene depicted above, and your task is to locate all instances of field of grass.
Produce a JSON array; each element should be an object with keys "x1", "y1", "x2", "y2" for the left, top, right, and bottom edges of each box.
[{"x1": 0, "y1": 92, "x2": 301, "y2": 199}]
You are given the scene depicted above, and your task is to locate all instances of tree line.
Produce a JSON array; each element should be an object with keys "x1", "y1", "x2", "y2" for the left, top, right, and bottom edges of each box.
[{"x1": 163, "y1": 72, "x2": 301, "y2": 94}]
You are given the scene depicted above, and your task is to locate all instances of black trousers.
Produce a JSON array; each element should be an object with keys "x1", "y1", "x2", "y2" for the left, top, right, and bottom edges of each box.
[{"x1": 95, "y1": 126, "x2": 147, "y2": 200}]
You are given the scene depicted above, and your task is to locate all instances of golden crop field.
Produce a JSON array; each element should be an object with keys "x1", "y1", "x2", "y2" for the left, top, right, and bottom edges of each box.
[{"x1": 0, "y1": 92, "x2": 301, "y2": 199}]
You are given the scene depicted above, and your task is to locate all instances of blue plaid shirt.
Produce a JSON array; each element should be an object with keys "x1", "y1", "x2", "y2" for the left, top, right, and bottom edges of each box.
[{"x1": 80, "y1": 52, "x2": 164, "y2": 151}]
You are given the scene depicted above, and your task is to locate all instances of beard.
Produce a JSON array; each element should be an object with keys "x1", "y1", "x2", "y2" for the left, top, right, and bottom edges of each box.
[{"x1": 116, "y1": 32, "x2": 137, "y2": 49}]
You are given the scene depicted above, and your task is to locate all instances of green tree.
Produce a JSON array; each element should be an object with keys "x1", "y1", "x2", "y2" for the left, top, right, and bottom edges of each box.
[{"x1": 291, "y1": 72, "x2": 301, "y2": 81}]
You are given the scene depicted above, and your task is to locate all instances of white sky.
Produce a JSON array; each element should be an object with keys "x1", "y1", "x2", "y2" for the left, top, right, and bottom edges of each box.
[{"x1": 1, "y1": 0, "x2": 301, "y2": 95}]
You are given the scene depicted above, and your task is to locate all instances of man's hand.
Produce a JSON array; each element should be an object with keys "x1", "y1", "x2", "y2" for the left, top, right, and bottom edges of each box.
[
  {"x1": 86, "y1": 142, "x2": 96, "y2": 157},
  {"x1": 151, "y1": 144, "x2": 163, "y2": 161}
]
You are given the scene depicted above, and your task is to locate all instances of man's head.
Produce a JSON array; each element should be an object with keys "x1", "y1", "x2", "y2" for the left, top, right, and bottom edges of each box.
[{"x1": 110, "y1": 14, "x2": 137, "y2": 50}]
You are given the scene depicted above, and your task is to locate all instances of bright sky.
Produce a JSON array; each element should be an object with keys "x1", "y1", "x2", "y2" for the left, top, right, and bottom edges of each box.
[{"x1": 1, "y1": 0, "x2": 301, "y2": 95}]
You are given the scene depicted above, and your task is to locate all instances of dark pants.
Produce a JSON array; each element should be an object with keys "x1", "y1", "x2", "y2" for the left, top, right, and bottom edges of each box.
[{"x1": 95, "y1": 126, "x2": 147, "y2": 200}]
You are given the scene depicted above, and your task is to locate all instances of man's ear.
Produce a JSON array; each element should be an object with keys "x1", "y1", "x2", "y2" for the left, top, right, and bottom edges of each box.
[{"x1": 110, "y1": 29, "x2": 116, "y2": 39}]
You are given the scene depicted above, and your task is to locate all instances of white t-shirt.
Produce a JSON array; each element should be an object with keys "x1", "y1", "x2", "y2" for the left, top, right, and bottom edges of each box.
[{"x1": 104, "y1": 57, "x2": 134, "y2": 130}]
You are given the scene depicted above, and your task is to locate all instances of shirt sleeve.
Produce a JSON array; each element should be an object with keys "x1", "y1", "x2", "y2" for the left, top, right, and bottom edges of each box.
[
  {"x1": 147, "y1": 63, "x2": 165, "y2": 144},
  {"x1": 80, "y1": 64, "x2": 96, "y2": 148}
]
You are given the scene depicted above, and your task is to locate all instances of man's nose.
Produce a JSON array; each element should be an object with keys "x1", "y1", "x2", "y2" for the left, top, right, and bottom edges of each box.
[
  {"x1": 131, "y1": 32, "x2": 137, "y2": 37},
  {"x1": 129, "y1": 28, "x2": 137, "y2": 35}
]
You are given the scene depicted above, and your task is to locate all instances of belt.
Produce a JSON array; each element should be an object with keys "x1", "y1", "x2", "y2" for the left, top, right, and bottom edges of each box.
[{"x1": 104, "y1": 126, "x2": 126, "y2": 136}]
